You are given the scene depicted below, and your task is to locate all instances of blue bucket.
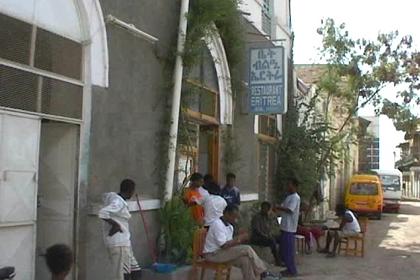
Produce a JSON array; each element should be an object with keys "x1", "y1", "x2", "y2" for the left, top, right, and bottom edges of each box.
[{"x1": 152, "y1": 263, "x2": 177, "y2": 273}]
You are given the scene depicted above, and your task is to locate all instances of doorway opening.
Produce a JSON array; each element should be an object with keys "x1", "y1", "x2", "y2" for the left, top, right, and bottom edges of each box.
[
  {"x1": 35, "y1": 120, "x2": 79, "y2": 280},
  {"x1": 176, "y1": 122, "x2": 220, "y2": 188}
]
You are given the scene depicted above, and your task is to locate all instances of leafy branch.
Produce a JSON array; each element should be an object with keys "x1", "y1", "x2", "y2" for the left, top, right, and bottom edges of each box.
[{"x1": 276, "y1": 18, "x2": 418, "y2": 201}]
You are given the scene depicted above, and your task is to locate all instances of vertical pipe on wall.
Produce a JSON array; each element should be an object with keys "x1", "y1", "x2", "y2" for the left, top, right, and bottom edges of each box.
[{"x1": 164, "y1": 0, "x2": 190, "y2": 201}]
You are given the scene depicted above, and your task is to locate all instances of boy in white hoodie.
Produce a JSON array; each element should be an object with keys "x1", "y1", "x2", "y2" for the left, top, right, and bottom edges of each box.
[{"x1": 99, "y1": 179, "x2": 142, "y2": 280}]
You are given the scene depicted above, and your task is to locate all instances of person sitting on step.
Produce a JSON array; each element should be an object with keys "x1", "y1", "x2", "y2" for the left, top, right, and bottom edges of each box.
[{"x1": 250, "y1": 201, "x2": 282, "y2": 266}]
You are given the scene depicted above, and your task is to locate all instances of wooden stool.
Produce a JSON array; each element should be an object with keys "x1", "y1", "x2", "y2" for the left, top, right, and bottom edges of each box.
[
  {"x1": 295, "y1": 234, "x2": 305, "y2": 255},
  {"x1": 338, "y1": 217, "x2": 368, "y2": 258},
  {"x1": 191, "y1": 228, "x2": 232, "y2": 280}
]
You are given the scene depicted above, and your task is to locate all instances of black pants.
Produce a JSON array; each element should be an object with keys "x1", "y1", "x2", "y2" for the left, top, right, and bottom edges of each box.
[{"x1": 251, "y1": 235, "x2": 282, "y2": 265}]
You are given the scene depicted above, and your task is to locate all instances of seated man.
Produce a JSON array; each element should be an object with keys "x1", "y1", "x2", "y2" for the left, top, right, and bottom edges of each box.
[
  {"x1": 44, "y1": 244, "x2": 73, "y2": 280},
  {"x1": 203, "y1": 205, "x2": 278, "y2": 280},
  {"x1": 250, "y1": 202, "x2": 282, "y2": 265},
  {"x1": 322, "y1": 204, "x2": 361, "y2": 258}
]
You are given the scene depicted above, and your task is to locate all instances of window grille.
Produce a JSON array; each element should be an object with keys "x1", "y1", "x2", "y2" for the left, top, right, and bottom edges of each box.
[
  {"x1": 0, "y1": 65, "x2": 37, "y2": 111},
  {"x1": 35, "y1": 28, "x2": 82, "y2": 80},
  {"x1": 0, "y1": 13, "x2": 83, "y2": 119},
  {"x1": 0, "y1": 65, "x2": 83, "y2": 119},
  {"x1": 41, "y1": 76, "x2": 83, "y2": 119},
  {"x1": 0, "y1": 13, "x2": 32, "y2": 64}
]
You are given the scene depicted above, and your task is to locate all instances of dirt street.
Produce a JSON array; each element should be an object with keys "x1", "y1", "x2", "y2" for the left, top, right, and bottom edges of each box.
[
  {"x1": 297, "y1": 201, "x2": 420, "y2": 280},
  {"x1": 143, "y1": 201, "x2": 420, "y2": 280}
]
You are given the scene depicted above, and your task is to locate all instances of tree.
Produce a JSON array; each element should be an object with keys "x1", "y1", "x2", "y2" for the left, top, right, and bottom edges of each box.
[
  {"x1": 317, "y1": 19, "x2": 419, "y2": 133},
  {"x1": 276, "y1": 18, "x2": 419, "y2": 200}
]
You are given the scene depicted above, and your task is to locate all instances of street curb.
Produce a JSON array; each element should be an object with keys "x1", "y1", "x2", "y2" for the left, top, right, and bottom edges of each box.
[{"x1": 402, "y1": 197, "x2": 420, "y2": 202}]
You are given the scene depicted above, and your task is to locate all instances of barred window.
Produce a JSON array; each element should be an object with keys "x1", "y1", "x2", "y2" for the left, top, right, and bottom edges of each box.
[
  {"x1": 0, "y1": 65, "x2": 83, "y2": 119},
  {"x1": 35, "y1": 28, "x2": 82, "y2": 80},
  {"x1": 0, "y1": 12, "x2": 83, "y2": 119},
  {"x1": 258, "y1": 115, "x2": 277, "y2": 138},
  {"x1": 0, "y1": 14, "x2": 32, "y2": 64}
]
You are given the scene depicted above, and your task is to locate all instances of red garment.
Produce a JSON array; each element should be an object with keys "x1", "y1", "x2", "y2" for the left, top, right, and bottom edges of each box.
[
  {"x1": 297, "y1": 226, "x2": 323, "y2": 243},
  {"x1": 183, "y1": 188, "x2": 204, "y2": 224}
]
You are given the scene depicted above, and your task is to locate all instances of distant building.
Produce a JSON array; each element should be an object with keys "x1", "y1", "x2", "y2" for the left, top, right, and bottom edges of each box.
[
  {"x1": 358, "y1": 116, "x2": 380, "y2": 171},
  {"x1": 396, "y1": 126, "x2": 420, "y2": 198}
]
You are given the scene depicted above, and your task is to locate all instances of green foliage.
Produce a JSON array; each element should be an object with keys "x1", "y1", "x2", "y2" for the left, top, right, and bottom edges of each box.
[
  {"x1": 176, "y1": 0, "x2": 245, "y2": 176},
  {"x1": 317, "y1": 18, "x2": 419, "y2": 132},
  {"x1": 221, "y1": 125, "x2": 241, "y2": 174},
  {"x1": 276, "y1": 18, "x2": 418, "y2": 201},
  {"x1": 184, "y1": 0, "x2": 245, "y2": 97},
  {"x1": 159, "y1": 195, "x2": 197, "y2": 264},
  {"x1": 276, "y1": 99, "x2": 334, "y2": 201},
  {"x1": 381, "y1": 99, "x2": 420, "y2": 136},
  {"x1": 157, "y1": 0, "x2": 245, "y2": 265}
]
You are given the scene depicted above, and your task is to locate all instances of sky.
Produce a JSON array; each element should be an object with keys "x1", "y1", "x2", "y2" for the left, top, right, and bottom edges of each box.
[{"x1": 291, "y1": 0, "x2": 420, "y2": 169}]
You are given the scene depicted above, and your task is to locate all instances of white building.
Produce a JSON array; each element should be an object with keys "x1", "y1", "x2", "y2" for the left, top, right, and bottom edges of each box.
[{"x1": 360, "y1": 115, "x2": 403, "y2": 170}]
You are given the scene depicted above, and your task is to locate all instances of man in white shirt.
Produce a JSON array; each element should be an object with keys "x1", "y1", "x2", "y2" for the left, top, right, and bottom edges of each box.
[
  {"x1": 99, "y1": 179, "x2": 142, "y2": 280},
  {"x1": 275, "y1": 178, "x2": 301, "y2": 278},
  {"x1": 322, "y1": 204, "x2": 361, "y2": 258},
  {"x1": 201, "y1": 182, "x2": 227, "y2": 227},
  {"x1": 203, "y1": 205, "x2": 275, "y2": 280}
]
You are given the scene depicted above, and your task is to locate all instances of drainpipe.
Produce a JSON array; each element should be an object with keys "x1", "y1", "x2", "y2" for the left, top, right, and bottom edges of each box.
[{"x1": 164, "y1": 0, "x2": 190, "y2": 201}]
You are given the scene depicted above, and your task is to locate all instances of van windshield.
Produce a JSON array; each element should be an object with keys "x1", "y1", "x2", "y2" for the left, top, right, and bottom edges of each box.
[{"x1": 350, "y1": 183, "x2": 378, "y2": 195}]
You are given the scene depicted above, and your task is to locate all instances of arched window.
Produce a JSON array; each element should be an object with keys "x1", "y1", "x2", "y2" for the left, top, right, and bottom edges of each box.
[
  {"x1": 176, "y1": 29, "x2": 233, "y2": 186},
  {"x1": 183, "y1": 43, "x2": 220, "y2": 122},
  {"x1": 0, "y1": 0, "x2": 85, "y2": 119}
]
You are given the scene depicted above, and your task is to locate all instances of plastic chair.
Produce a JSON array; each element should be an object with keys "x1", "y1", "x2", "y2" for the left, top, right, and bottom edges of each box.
[
  {"x1": 191, "y1": 228, "x2": 232, "y2": 280},
  {"x1": 338, "y1": 217, "x2": 368, "y2": 257}
]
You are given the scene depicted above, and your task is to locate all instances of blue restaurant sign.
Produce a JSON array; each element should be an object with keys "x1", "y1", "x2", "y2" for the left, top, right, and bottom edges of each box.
[{"x1": 248, "y1": 46, "x2": 286, "y2": 114}]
